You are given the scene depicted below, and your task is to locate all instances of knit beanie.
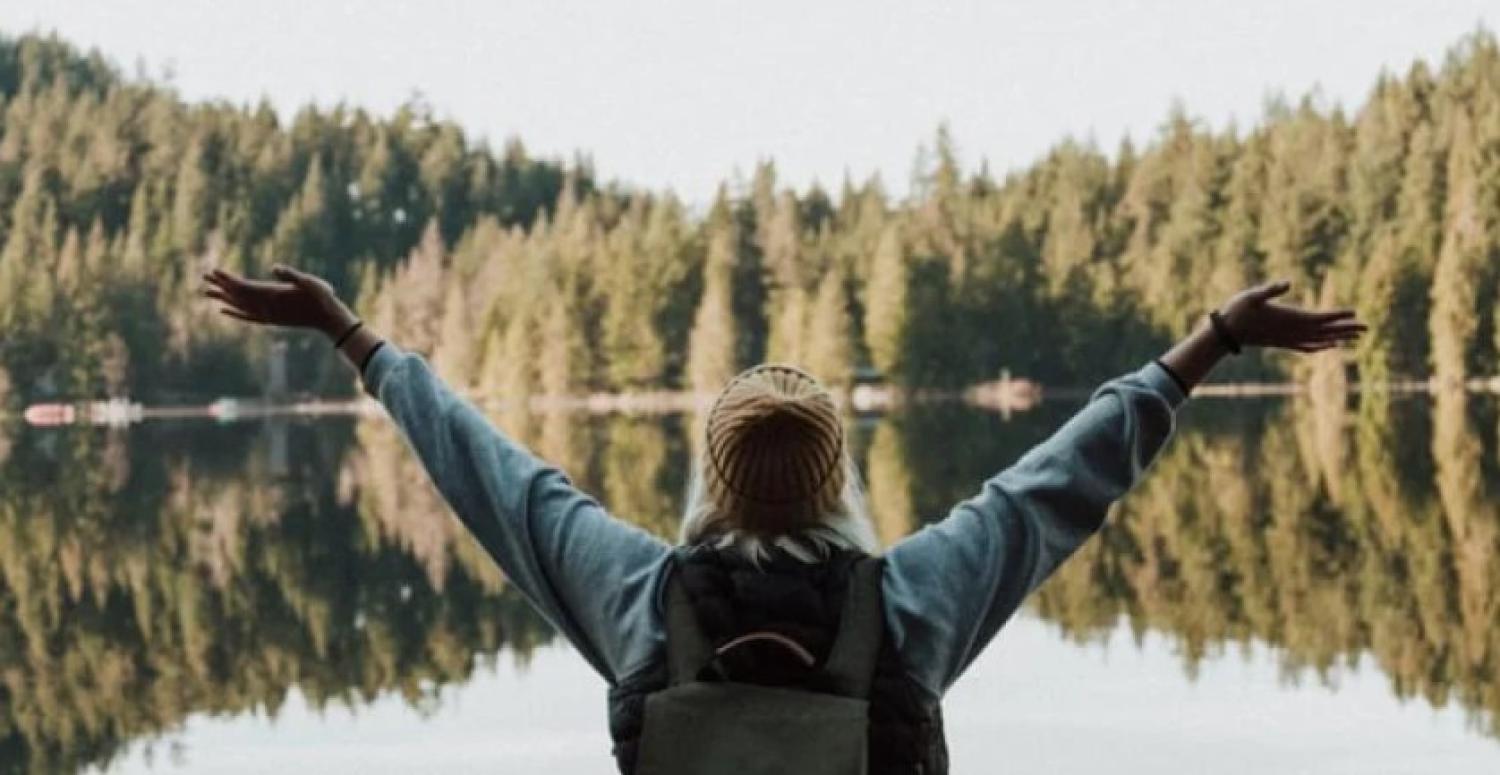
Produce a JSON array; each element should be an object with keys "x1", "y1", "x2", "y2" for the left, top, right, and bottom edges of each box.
[{"x1": 702, "y1": 364, "x2": 846, "y2": 537}]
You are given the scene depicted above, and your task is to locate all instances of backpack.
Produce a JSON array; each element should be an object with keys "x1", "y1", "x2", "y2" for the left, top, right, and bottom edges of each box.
[{"x1": 632, "y1": 556, "x2": 885, "y2": 775}]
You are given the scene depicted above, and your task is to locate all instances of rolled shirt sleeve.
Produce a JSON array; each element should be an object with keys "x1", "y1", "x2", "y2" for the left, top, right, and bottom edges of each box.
[
  {"x1": 362, "y1": 343, "x2": 671, "y2": 683},
  {"x1": 882, "y1": 361, "x2": 1186, "y2": 697}
]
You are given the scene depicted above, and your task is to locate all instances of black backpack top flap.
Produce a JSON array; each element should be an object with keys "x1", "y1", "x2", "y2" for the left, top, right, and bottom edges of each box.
[{"x1": 663, "y1": 549, "x2": 885, "y2": 699}]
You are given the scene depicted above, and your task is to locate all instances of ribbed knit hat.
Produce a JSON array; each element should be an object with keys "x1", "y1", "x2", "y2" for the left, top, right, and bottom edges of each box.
[{"x1": 702, "y1": 364, "x2": 846, "y2": 536}]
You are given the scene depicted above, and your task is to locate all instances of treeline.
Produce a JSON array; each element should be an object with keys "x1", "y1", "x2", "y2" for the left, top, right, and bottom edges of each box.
[
  {"x1": 2, "y1": 30, "x2": 1500, "y2": 406},
  {"x1": 0, "y1": 32, "x2": 575, "y2": 402},
  {"x1": 337, "y1": 28, "x2": 1500, "y2": 399}
]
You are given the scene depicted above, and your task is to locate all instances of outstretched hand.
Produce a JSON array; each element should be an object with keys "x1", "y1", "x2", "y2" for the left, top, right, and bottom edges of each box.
[
  {"x1": 202, "y1": 265, "x2": 357, "y2": 338},
  {"x1": 1218, "y1": 280, "x2": 1366, "y2": 354}
]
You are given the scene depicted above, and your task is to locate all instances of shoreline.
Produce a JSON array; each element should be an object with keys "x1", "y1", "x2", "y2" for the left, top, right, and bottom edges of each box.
[{"x1": 9, "y1": 376, "x2": 1500, "y2": 428}]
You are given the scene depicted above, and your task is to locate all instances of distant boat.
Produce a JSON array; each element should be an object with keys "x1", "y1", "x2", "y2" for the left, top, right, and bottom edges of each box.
[
  {"x1": 23, "y1": 403, "x2": 76, "y2": 426},
  {"x1": 208, "y1": 398, "x2": 242, "y2": 420},
  {"x1": 963, "y1": 370, "x2": 1042, "y2": 416},
  {"x1": 87, "y1": 398, "x2": 143, "y2": 426}
]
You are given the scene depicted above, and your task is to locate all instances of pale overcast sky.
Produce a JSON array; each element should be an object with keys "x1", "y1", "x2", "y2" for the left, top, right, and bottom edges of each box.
[{"x1": 8, "y1": 1, "x2": 1496, "y2": 204}]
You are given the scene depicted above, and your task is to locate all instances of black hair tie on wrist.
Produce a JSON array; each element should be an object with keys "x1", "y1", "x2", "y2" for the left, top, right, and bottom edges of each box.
[
  {"x1": 333, "y1": 320, "x2": 363, "y2": 348},
  {"x1": 1208, "y1": 310, "x2": 1242, "y2": 355},
  {"x1": 359, "y1": 340, "x2": 386, "y2": 373},
  {"x1": 1153, "y1": 358, "x2": 1192, "y2": 396}
]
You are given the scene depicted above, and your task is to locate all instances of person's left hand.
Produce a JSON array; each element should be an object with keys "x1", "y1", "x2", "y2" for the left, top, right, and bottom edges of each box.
[{"x1": 202, "y1": 265, "x2": 357, "y2": 337}]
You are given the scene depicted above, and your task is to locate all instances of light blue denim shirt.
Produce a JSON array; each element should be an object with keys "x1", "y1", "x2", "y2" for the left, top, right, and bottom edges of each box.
[{"x1": 361, "y1": 344, "x2": 1185, "y2": 698}]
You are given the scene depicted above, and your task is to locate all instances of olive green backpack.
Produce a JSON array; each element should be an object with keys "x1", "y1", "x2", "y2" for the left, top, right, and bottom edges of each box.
[{"x1": 633, "y1": 557, "x2": 884, "y2": 775}]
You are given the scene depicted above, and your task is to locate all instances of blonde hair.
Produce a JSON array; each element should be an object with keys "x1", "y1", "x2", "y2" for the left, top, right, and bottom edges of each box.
[{"x1": 679, "y1": 364, "x2": 879, "y2": 562}]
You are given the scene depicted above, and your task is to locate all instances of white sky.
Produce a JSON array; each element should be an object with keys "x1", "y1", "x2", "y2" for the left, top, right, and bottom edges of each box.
[{"x1": 7, "y1": 1, "x2": 1496, "y2": 204}]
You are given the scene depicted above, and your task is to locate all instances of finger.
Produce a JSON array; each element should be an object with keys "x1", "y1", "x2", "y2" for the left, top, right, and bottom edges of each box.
[
  {"x1": 209, "y1": 268, "x2": 250, "y2": 291},
  {"x1": 1310, "y1": 322, "x2": 1368, "y2": 338},
  {"x1": 211, "y1": 270, "x2": 271, "y2": 302},
  {"x1": 201, "y1": 287, "x2": 234, "y2": 305},
  {"x1": 272, "y1": 263, "x2": 318, "y2": 290},
  {"x1": 1320, "y1": 331, "x2": 1367, "y2": 343},
  {"x1": 1253, "y1": 279, "x2": 1292, "y2": 302},
  {"x1": 1281, "y1": 307, "x2": 1357, "y2": 328},
  {"x1": 203, "y1": 277, "x2": 261, "y2": 306},
  {"x1": 1308, "y1": 332, "x2": 1368, "y2": 344},
  {"x1": 1294, "y1": 326, "x2": 1363, "y2": 343},
  {"x1": 203, "y1": 272, "x2": 232, "y2": 292},
  {"x1": 1278, "y1": 312, "x2": 1364, "y2": 336},
  {"x1": 1306, "y1": 334, "x2": 1364, "y2": 347},
  {"x1": 213, "y1": 269, "x2": 290, "y2": 296},
  {"x1": 219, "y1": 307, "x2": 265, "y2": 324},
  {"x1": 242, "y1": 277, "x2": 296, "y2": 294}
]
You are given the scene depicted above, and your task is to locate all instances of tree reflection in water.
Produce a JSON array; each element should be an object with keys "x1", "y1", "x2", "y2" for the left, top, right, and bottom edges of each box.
[
  {"x1": 0, "y1": 420, "x2": 552, "y2": 773},
  {"x1": 0, "y1": 391, "x2": 1496, "y2": 771}
]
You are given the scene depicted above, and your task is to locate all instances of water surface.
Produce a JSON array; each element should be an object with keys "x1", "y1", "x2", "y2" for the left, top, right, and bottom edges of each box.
[{"x1": 2, "y1": 391, "x2": 1497, "y2": 772}]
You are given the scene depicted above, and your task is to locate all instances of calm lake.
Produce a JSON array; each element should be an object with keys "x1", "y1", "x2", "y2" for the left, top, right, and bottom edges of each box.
[{"x1": 3, "y1": 390, "x2": 1499, "y2": 773}]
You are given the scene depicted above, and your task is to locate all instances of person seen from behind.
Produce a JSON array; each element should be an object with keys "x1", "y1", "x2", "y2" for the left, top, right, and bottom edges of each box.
[{"x1": 203, "y1": 265, "x2": 1364, "y2": 774}]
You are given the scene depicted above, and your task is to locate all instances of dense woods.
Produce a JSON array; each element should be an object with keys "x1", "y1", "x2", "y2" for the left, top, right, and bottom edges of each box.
[
  {"x1": 1, "y1": 30, "x2": 1499, "y2": 406},
  {"x1": 0, "y1": 32, "x2": 574, "y2": 402}
]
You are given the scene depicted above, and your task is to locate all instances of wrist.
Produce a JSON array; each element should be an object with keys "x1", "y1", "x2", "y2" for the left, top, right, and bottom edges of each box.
[
  {"x1": 1198, "y1": 319, "x2": 1230, "y2": 359},
  {"x1": 1207, "y1": 309, "x2": 1243, "y2": 355},
  {"x1": 1157, "y1": 322, "x2": 1229, "y2": 393},
  {"x1": 338, "y1": 326, "x2": 385, "y2": 375},
  {"x1": 319, "y1": 305, "x2": 360, "y2": 340}
]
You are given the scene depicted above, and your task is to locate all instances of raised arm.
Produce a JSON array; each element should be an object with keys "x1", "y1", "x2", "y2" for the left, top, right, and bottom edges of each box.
[
  {"x1": 882, "y1": 280, "x2": 1364, "y2": 697},
  {"x1": 203, "y1": 266, "x2": 672, "y2": 682}
]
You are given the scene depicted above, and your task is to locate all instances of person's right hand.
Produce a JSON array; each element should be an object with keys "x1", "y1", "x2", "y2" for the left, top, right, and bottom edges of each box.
[
  {"x1": 202, "y1": 265, "x2": 358, "y2": 338},
  {"x1": 1217, "y1": 280, "x2": 1365, "y2": 354}
]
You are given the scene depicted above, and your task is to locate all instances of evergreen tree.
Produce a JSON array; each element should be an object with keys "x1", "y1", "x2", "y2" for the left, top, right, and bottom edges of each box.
[
  {"x1": 766, "y1": 285, "x2": 808, "y2": 366},
  {"x1": 1429, "y1": 112, "x2": 1484, "y2": 386},
  {"x1": 863, "y1": 225, "x2": 909, "y2": 379},
  {"x1": 1207, "y1": 131, "x2": 1267, "y2": 307},
  {"x1": 171, "y1": 137, "x2": 212, "y2": 255},
  {"x1": 1355, "y1": 230, "x2": 1404, "y2": 388},
  {"x1": 538, "y1": 292, "x2": 585, "y2": 398},
  {"x1": 1040, "y1": 143, "x2": 1103, "y2": 300},
  {"x1": 686, "y1": 223, "x2": 739, "y2": 394},
  {"x1": 804, "y1": 263, "x2": 855, "y2": 387},
  {"x1": 866, "y1": 420, "x2": 914, "y2": 546},
  {"x1": 761, "y1": 190, "x2": 807, "y2": 365},
  {"x1": 486, "y1": 312, "x2": 536, "y2": 404},
  {"x1": 432, "y1": 281, "x2": 474, "y2": 384}
]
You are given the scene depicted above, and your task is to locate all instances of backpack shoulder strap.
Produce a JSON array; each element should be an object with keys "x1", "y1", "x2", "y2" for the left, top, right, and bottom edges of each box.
[
  {"x1": 663, "y1": 553, "x2": 714, "y2": 686},
  {"x1": 820, "y1": 555, "x2": 885, "y2": 699}
]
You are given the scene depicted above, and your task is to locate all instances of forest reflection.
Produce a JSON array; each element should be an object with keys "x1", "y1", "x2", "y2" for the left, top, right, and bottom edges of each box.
[{"x1": 0, "y1": 389, "x2": 1497, "y2": 772}]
